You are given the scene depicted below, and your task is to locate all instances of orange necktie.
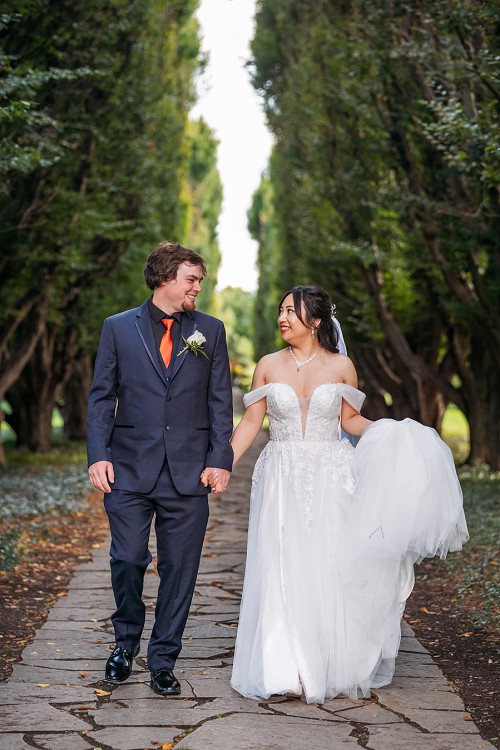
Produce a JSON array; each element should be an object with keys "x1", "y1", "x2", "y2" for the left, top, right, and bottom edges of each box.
[{"x1": 160, "y1": 318, "x2": 174, "y2": 368}]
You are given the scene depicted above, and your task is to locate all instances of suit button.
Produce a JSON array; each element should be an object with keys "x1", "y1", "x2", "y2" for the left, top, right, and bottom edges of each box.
[
  {"x1": 165, "y1": 425, "x2": 170, "y2": 431},
  {"x1": 166, "y1": 396, "x2": 172, "y2": 401}
]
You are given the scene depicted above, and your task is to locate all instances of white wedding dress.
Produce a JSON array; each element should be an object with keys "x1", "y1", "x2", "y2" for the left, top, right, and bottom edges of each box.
[{"x1": 230, "y1": 382, "x2": 468, "y2": 704}]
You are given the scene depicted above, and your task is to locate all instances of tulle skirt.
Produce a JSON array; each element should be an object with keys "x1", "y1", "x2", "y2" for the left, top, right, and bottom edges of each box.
[{"x1": 230, "y1": 418, "x2": 468, "y2": 704}]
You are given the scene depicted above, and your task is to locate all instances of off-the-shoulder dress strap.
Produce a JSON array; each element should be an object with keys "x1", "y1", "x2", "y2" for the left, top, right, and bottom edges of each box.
[
  {"x1": 243, "y1": 382, "x2": 365, "y2": 411},
  {"x1": 337, "y1": 383, "x2": 366, "y2": 412},
  {"x1": 243, "y1": 384, "x2": 271, "y2": 408}
]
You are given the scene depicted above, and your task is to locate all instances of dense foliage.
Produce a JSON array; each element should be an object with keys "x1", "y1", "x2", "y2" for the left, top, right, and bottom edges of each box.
[
  {"x1": 0, "y1": 0, "x2": 222, "y2": 460},
  {"x1": 214, "y1": 286, "x2": 255, "y2": 390},
  {"x1": 250, "y1": 0, "x2": 500, "y2": 467}
]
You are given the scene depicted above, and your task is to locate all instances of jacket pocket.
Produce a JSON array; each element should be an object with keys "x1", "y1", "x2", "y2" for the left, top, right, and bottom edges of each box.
[
  {"x1": 195, "y1": 427, "x2": 210, "y2": 431},
  {"x1": 114, "y1": 424, "x2": 135, "y2": 429}
]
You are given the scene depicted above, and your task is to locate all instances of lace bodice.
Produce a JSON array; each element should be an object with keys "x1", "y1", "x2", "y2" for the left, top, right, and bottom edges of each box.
[{"x1": 244, "y1": 382, "x2": 365, "y2": 443}]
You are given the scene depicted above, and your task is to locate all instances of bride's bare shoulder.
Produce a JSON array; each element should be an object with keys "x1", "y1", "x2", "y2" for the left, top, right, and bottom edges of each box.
[
  {"x1": 323, "y1": 352, "x2": 358, "y2": 383},
  {"x1": 254, "y1": 349, "x2": 288, "y2": 381},
  {"x1": 259, "y1": 349, "x2": 287, "y2": 364}
]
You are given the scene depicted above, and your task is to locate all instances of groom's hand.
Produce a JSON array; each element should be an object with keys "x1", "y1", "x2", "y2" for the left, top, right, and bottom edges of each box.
[
  {"x1": 89, "y1": 460, "x2": 115, "y2": 493},
  {"x1": 200, "y1": 467, "x2": 230, "y2": 494}
]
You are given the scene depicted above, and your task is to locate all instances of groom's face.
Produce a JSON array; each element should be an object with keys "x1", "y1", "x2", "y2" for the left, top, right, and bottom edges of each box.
[{"x1": 162, "y1": 263, "x2": 204, "y2": 313}]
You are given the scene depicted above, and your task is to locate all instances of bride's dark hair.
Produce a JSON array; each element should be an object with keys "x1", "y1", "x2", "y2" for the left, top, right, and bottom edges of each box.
[{"x1": 279, "y1": 285, "x2": 339, "y2": 354}]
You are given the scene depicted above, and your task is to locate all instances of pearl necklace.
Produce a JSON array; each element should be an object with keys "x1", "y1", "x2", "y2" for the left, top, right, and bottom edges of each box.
[{"x1": 288, "y1": 346, "x2": 320, "y2": 372}]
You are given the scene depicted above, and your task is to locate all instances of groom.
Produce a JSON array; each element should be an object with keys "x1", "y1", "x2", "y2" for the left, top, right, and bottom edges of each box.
[{"x1": 87, "y1": 241, "x2": 233, "y2": 696}]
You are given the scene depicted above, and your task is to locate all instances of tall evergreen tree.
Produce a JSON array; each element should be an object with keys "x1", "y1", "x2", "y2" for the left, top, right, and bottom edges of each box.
[
  {"x1": 251, "y1": 0, "x2": 500, "y2": 466},
  {"x1": 0, "y1": 0, "x2": 222, "y2": 459}
]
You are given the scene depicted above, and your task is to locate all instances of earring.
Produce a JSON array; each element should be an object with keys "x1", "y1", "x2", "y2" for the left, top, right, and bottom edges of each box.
[{"x1": 311, "y1": 328, "x2": 315, "y2": 340}]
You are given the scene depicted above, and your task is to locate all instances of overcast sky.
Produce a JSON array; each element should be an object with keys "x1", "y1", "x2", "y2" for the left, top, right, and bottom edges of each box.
[{"x1": 190, "y1": 0, "x2": 274, "y2": 292}]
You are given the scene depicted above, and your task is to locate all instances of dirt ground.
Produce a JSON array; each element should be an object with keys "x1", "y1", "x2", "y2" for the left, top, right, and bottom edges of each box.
[
  {"x1": 0, "y1": 490, "x2": 498, "y2": 747},
  {"x1": 0, "y1": 488, "x2": 108, "y2": 682}
]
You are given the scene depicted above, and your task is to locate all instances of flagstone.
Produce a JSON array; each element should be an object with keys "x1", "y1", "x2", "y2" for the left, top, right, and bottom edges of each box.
[
  {"x1": 7, "y1": 663, "x2": 106, "y2": 685},
  {"x1": 375, "y1": 685, "x2": 466, "y2": 711},
  {"x1": 87, "y1": 726, "x2": 179, "y2": 750},
  {"x1": 179, "y1": 713, "x2": 359, "y2": 750},
  {"x1": 0, "y1": 734, "x2": 37, "y2": 750},
  {"x1": 21, "y1": 642, "x2": 111, "y2": 661},
  {"x1": 44, "y1": 607, "x2": 110, "y2": 621},
  {"x1": 262, "y1": 698, "x2": 351, "y2": 722},
  {"x1": 333, "y1": 703, "x2": 403, "y2": 724},
  {"x1": 398, "y1": 636, "x2": 429, "y2": 654},
  {"x1": 0, "y1": 704, "x2": 89, "y2": 732},
  {"x1": 0, "y1": 683, "x2": 99, "y2": 704},
  {"x1": 389, "y1": 673, "x2": 450, "y2": 690},
  {"x1": 386, "y1": 708, "x2": 485, "y2": 734},
  {"x1": 29, "y1": 733, "x2": 94, "y2": 750},
  {"x1": 367, "y1": 723, "x2": 496, "y2": 750}
]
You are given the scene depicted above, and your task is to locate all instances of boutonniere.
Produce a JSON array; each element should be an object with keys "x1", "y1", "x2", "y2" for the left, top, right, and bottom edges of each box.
[{"x1": 177, "y1": 330, "x2": 208, "y2": 358}]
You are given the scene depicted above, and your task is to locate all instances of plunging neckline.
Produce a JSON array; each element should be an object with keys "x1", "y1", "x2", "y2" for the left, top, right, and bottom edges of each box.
[
  {"x1": 267, "y1": 382, "x2": 340, "y2": 438},
  {"x1": 242, "y1": 382, "x2": 366, "y2": 435}
]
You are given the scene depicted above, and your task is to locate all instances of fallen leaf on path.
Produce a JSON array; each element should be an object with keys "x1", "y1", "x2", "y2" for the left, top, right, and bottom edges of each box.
[
  {"x1": 94, "y1": 689, "x2": 111, "y2": 696},
  {"x1": 36, "y1": 684, "x2": 50, "y2": 688},
  {"x1": 420, "y1": 607, "x2": 437, "y2": 615}
]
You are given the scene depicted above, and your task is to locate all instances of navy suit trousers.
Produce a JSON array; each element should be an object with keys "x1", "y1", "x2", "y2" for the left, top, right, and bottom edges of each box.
[{"x1": 104, "y1": 460, "x2": 209, "y2": 671}]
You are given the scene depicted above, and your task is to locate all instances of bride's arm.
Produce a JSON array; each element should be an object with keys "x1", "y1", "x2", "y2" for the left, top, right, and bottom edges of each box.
[
  {"x1": 231, "y1": 401, "x2": 267, "y2": 466},
  {"x1": 341, "y1": 403, "x2": 373, "y2": 436},
  {"x1": 338, "y1": 358, "x2": 374, "y2": 436},
  {"x1": 230, "y1": 360, "x2": 268, "y2": 466}
]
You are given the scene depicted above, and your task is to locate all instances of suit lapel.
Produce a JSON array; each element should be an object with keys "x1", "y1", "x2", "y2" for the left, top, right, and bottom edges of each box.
[
  {"x1": 170, "y1": 313, "x2": 197, "y2": 381},
  {"x1": 135, "y1": 301, "x2": 168, "y2": 386}
]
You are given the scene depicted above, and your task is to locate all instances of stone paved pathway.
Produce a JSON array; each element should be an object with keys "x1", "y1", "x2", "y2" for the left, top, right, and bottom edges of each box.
[{"x1": 0, "y1": 433, "x2": 494, "y2": 750}]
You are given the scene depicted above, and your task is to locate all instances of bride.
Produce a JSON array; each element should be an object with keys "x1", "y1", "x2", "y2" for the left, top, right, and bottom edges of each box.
[{"x1": 227, "y1": 285, "x2": 468, "y2": 704}]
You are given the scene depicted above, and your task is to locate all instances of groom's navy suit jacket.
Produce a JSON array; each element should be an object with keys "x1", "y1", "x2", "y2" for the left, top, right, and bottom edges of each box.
[{"x1": 87, "y1": 301, "x2": 233, "y2": 495}]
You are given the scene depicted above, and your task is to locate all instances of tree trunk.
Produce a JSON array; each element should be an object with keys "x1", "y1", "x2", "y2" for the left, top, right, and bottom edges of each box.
[
  {"x1": 463, "y1": 339, "x2": 500, "y2": 469},
  {"x1": 0, "y1": 296, "x2": 48, "y2": 461},
  {"x1": 62, "y1": 354, "x2": 92, "y2": 440},
  {"x1": 6, "y1": 323, "x2": 75, "y2": 452},
  {"x1": 354, "y1": 344, "x2": 447, "y2": 430},
  {"x1": 354, "y1": 347, "x2": 413, "y2": 420},
  {"x1": 7, "y1": 374, "x2": 59, "y2": 452}
]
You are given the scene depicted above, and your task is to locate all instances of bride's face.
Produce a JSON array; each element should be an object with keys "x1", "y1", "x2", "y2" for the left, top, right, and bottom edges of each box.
[{"x1": 278, "y1": 294, "x2": 309, "y2": 343}]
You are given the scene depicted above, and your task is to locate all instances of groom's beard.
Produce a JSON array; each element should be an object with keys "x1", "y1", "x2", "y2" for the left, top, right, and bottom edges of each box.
[{"x1": 182, "y1": 299, "x2": 196, "y2": 312}]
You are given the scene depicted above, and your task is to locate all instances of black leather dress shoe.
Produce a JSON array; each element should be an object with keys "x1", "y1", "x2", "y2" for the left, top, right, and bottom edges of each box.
[
  {"x1": 150, "y1": 667, "x2": 181, "y2": 696},
  {"x1": 105, "y1": 644, "x2": 140, "y2": 683}
]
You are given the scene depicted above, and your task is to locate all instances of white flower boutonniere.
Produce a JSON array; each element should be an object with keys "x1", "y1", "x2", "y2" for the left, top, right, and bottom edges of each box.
[{"x1": 177, "y1": 330, "x2": 208, "y2": 358}]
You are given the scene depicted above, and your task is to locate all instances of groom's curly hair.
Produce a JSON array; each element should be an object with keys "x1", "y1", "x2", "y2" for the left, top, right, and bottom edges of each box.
[
  {"x1": 279, "y1": 285, "x2": 340, "y2": 354},
  {"x1": 144, "y1": 241, "x2": 207, "y2": 289}
]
